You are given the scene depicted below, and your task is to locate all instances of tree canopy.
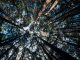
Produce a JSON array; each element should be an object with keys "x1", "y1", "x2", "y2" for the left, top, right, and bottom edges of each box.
[{"x1": 0, "y1": 0, "x2": 80, "y2": 60}]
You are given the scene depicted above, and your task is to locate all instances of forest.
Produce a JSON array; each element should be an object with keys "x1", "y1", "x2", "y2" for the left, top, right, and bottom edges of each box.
[{"x1": 0, "y1": 0, "x2": 80, "y2": 60}]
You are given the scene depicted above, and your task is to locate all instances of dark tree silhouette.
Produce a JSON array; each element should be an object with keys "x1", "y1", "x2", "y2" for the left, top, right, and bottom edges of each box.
[{"x1": 0, "y1": 0, "x2": 80, "y2": 60}]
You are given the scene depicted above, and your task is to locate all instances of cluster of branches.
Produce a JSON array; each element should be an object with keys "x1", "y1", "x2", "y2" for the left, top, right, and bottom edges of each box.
[{"x1": 0, "y1": 0, "x2": 80, "y2": 60}]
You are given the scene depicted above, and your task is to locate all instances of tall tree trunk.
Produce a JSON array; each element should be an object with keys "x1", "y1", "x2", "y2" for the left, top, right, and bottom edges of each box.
[
  {"x1": 0, "y1": 45, "x2": 14, "y2": 59},
  {"x1": 40, "y1": 44, "x2": 53, "y2": 60},
  {"x1": 39, "y1": 37, "x2": 77, "y2": 60}
]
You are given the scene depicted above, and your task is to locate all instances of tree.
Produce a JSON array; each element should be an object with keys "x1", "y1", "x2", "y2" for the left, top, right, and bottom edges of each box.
[{"x1": 0, "y1": 0, "x2": 80, "y2": 60}]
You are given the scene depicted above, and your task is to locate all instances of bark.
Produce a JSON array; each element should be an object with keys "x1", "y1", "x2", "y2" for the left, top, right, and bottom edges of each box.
[
  {"x1": 40, "y1": 44, "x2": 53, "y2": 60},
  {"x1": 7, "y1": 47, "x2": 18, "y2": 60},
  {"x1": 0, "y1": 35, "x2": 21, "y2": 47},
  {"x1": 0, "y1": 45, "x2": 14, "y2": 59},
  {"x1": 53, "y1": 5, "x2": 80, "y2": 23},
  {"x1": 39, "y1": 37, "x2": 77, "y2": 60}
]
